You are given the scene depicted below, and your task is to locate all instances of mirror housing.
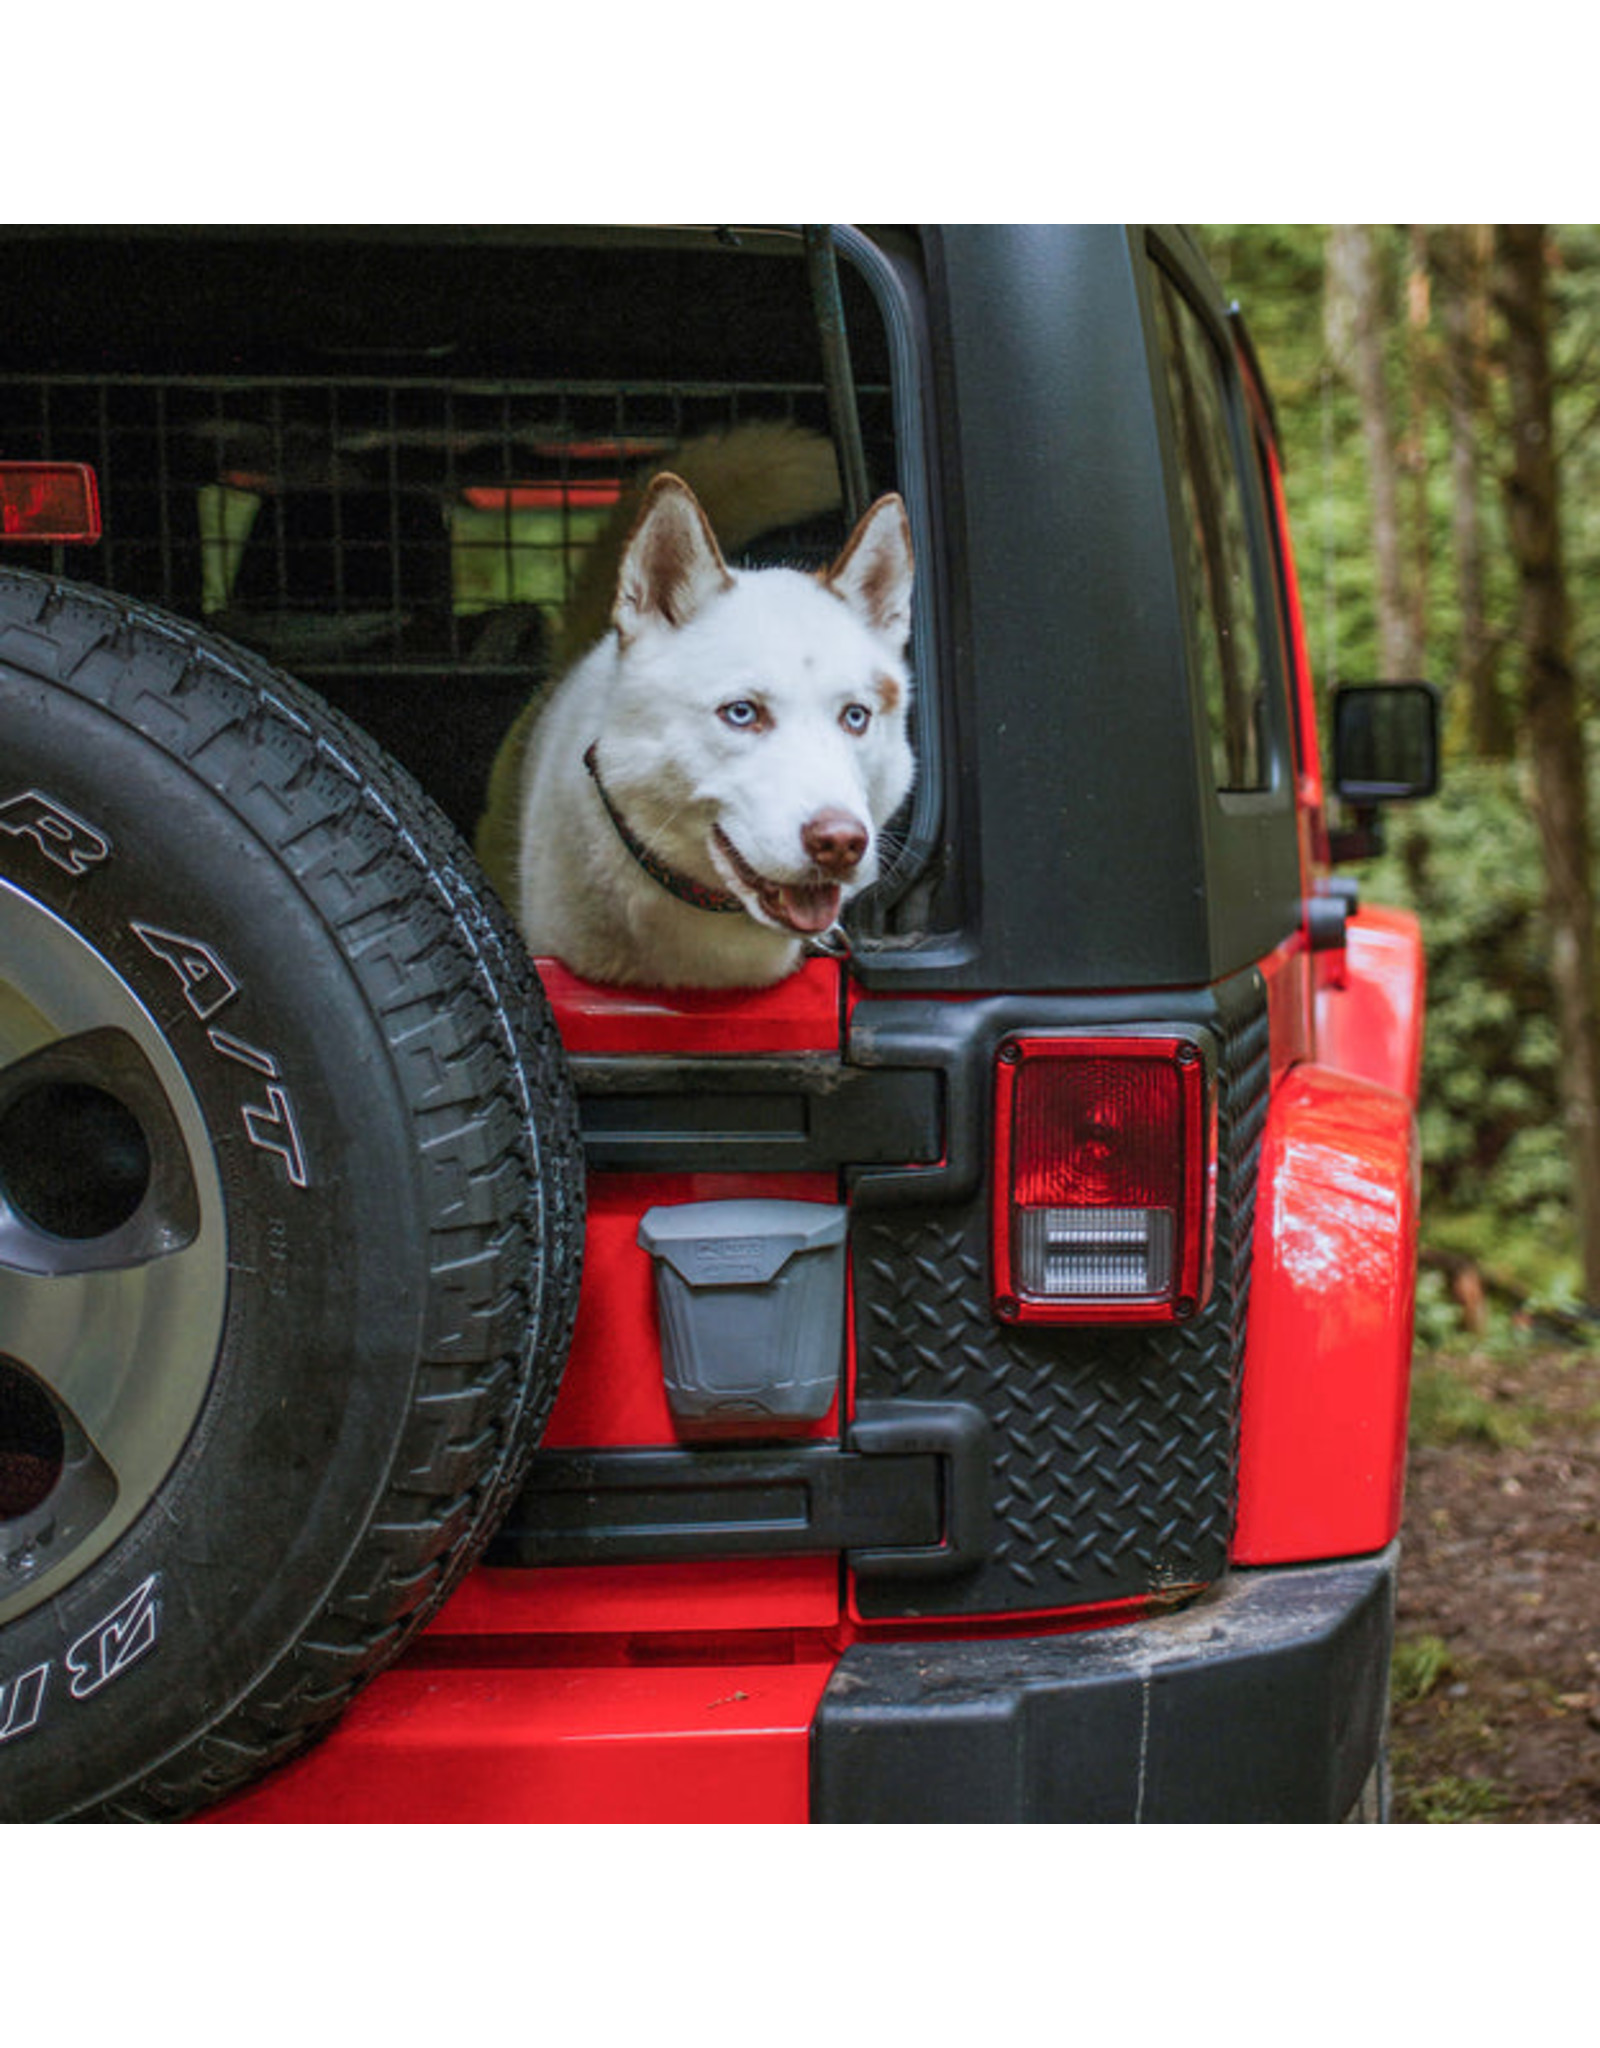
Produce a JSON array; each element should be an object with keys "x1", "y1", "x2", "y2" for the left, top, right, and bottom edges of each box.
[
  {"x1": 1329, "y1": 683, "x2": 1439, "y2": 861},
  {"x1": 1332, "y1": 682, "x2": 1440, "y2": 804}
]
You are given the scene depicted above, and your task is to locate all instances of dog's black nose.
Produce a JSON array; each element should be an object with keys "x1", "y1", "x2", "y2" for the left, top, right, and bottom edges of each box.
[{"x1": 802, "y1": 810, "x2": 868, "y2": 875}]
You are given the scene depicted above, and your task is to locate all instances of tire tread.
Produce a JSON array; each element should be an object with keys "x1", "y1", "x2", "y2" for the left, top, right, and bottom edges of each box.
[{"x1": 0, "y1": 568, "x2": 583, "y2": 1821}]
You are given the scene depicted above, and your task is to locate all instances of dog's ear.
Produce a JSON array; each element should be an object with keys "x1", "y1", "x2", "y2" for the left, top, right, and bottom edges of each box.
[
  {"x1": 824, "y1": 493, "x2": 914, "y2": 651},
  {"x1": 613, "y1": 474, "x2": 734, "y2": 645}
]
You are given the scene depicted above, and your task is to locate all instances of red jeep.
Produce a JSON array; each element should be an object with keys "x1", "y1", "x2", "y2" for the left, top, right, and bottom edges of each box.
[{"x1": 0, "y1": 226, "x2": 1434, "y2": 1821}]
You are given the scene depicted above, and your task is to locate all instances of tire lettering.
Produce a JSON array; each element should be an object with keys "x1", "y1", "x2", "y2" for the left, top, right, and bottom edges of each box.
[
  {"x1": 0, "y1": 790, "x2": 111, "y2": 876},
  {"x1": 266, "y1": 1214, "x2": 291, "y2": 1299},
  {"x1": 208, "y1": 1027, "x2": 279, "y2": 1077},
  {"x1": 131, "y1": 923, "x2": 312, "y2": 1190},
  {"x1": 0, "y1": 1662, "x2": 49, "y2": 1745},
  {"x1": 66, "y1": 1574, "x2": 159, "y2": 1699},
  {"x1": 242, "y1": 1084, "x2": 309, "y2": 1190},
  {"x1": 0, "y1": 795, "x2": 315, "y2": 1195},
  {"x1": 0, "y1": 1576, "x2": 160, "y2": 1749},
  {"x1": 131, "y1": 922, "x2": 240, "y2": 1021}
]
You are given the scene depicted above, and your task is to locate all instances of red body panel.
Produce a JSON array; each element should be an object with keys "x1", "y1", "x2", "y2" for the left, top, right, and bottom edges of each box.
[
  {"x1": 201, "y1": 1651, "x2": 831, "y2": 1823},
  {"x1": 1232, "y1": 1063, "x2": 1420, "y2": 1563},
  {"x1": 538, "y1": 956, "x2": 843, "y2": 1056},
  {"x1": 1259, "y1": 933, "x2": 1315, "y2": 1084},
  {"x1": 1314, "y1": 905, "x2": 1427, "y2": 1107},
  {"x1": 432, "y1": 1558, "x2": 841, "y2": 1637},
  {"x1": 1232, "y1": 403, "x2": 1427, "y2": 1570}
]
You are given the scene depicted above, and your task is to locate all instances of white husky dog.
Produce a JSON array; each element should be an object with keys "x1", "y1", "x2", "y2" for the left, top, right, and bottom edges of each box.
[{"x1": 502, "y1": 442, "x2": 915, "y2": 989}]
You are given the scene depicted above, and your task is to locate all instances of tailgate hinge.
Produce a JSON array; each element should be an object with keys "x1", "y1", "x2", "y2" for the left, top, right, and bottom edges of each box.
[{"x1": 486, "y1": 1401, "x2": 991, "y2": 1582}]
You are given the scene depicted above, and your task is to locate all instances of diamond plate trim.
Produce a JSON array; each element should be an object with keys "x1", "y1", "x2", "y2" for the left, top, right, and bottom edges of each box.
[{"x1": 852, "y1": 973, "x2": 1270, "y2": 1618}]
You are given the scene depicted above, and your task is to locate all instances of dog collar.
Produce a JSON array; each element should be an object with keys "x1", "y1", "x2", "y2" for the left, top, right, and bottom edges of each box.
[{"x1": 583, "y1": 742, "x2": 745, "y2": 915}]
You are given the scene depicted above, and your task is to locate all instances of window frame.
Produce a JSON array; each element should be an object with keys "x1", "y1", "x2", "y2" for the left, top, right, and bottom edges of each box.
[{"x1": 1144, "y1": 239, "x2": 1297, "y2": 827}]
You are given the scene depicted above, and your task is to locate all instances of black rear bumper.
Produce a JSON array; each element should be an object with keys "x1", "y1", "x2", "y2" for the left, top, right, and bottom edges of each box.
[{"x1": 812, "y1": 1546, "x2": 1396, "y2": 1822}]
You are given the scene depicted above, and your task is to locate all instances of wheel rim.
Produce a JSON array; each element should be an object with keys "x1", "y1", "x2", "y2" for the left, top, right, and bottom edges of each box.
[{"x1": 0, "y1": 876, "x2": 226, "y2": 1625}]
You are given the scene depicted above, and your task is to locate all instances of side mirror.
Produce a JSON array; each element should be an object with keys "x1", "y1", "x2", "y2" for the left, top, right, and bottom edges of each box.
[
  {"x1": 1332, "y1": 682, "x2": 1440, "y2": 804},
  {"x1": 1328, "y1": 683, "x2": 1439, "y2": 861}
]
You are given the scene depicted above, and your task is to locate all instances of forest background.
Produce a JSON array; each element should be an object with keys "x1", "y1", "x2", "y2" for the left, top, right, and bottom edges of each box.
[{"x1": 1201, "y1": 224, "x2": 1600, "y2": 1344}]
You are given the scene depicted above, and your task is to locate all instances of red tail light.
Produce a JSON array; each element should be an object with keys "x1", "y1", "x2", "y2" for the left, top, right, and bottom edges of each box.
[
  {"x1": 0, "y1": 463, "x2": 101, "y2": 544},
  {"x1": 993, "y1": 1035, "x2": 1216, "y2": 1324}
]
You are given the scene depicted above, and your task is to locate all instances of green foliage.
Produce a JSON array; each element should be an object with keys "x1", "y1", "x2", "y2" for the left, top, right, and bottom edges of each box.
[
  {"x1": 1201, "y1": 227, "x2": 1594, "y2": 1311},
  {"x1": 1199, "y1": 225, "x2": 1518, "y2": 715},
  {"x1": 1348, "y1": 761, "x2": 1584, "y2": 1328},
  {"x1": 1396, "y1": 1771, "x2": 1510, "y2": 1823},
  {"x1": 1547, "y1": 225, "x2": 1600, "y2": 688},
  {"x1": 1412, "y1": 1264, "x2": 1468, "y2": 1351},
  {"x1": 1391, "y1": 1632, "x2": 1455, "y2": 1705},
  {"x1": 1361, "y1": 763, "x2": 1565, "y2": 1242},
  {"x1": 1409, "y1": 1361, "x2": 1540, "y2": 1448},
  {"x1": 1200, "y1": 226, "x2": 1387, "y2": 692}
]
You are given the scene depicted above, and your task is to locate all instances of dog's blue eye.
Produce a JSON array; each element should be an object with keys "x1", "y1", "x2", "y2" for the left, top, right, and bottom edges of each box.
[
  {"x1": 718, "y1": 699, "x2": 762, "y2": 730},
  {"x1": 841, "y1": 703, "x2": 872, "y2": 735}
]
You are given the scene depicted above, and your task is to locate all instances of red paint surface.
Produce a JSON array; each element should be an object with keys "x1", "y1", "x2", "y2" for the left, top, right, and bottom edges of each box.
[
  {"x1": 1258, "y1": 932, "x2": 1314, "y2": 1084},
  {"x1": 540, "y1": 956, "x2": 842, "y2": 1055},
  {"x1": 431, "y1": 1558, "x2": 841, "y2": 1637},
  {"x1": 201, "y1": 1652, "x2": 833, "y2": 1823},
  {"x1": 1314, "y1": 904, "x2": 1427, "y2": 1107},
  {"x1": 1233, "y1": 1063, "x2": 1420, "y2": 1563}
]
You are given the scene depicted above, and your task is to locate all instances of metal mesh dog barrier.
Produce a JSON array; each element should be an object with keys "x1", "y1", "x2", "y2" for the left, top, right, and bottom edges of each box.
[{"x1": 0, "y1": 371, "x2": 889, "y2": 839}]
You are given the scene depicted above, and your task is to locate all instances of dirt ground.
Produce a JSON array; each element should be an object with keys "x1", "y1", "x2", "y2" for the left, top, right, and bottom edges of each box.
[{"x1": 1390, "y1": 1342, "x2": 1600, "y2": 1822}]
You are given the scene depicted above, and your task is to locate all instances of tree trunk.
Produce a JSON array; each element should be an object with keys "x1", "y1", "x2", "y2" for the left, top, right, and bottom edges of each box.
[
  {"x1": 1327, "y1": 225, "x2": 1420, "y2": 679},
  {"x1": 1494, "y1": 223, "x2": 1600, "y2": 1303},
  {"x1": 1433, "y1": 224, "x2": 1509, "y2": 755},
  {"x1": 1404, "y1": 225, "x2": 1432, "y2": 675}
]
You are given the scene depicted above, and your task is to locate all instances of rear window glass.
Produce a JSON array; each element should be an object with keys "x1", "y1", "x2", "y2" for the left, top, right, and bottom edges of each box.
[{"x1": 1151, "y1": 268, "x2": 1271, "y2": 794}]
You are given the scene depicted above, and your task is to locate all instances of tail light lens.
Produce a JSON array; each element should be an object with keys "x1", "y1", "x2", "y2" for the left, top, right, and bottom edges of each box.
[
  {"x1": 0, "y1": 463, "x2": 101, "y2": 544},
  {"x1": 993, "y1": 1035, "x2": 1216, "y2": 1324}
]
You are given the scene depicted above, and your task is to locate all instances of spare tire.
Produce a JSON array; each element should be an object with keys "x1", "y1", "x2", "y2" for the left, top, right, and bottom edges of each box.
[{"x1": 0, "y1": 569, "x2": 583, "y2": 1822}]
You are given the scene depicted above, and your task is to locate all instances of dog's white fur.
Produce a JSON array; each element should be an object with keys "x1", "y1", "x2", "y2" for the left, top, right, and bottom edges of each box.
[
  {"x1": 508, "y1": 460, "x2": 914, "y2": 989},
  {"x1": 477, "y1": 422, "x2": 850, "y2": 899}
]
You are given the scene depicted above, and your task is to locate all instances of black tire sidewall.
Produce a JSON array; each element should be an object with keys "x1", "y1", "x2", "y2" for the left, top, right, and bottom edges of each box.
[{"x1": 0, "y1": 620, "x2": 539, "y2": 1818}]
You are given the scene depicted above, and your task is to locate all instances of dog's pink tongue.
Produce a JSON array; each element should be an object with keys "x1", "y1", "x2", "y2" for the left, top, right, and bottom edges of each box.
[{"x1": 773, "y1": 883, "x2": 842, "y2": 934}]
